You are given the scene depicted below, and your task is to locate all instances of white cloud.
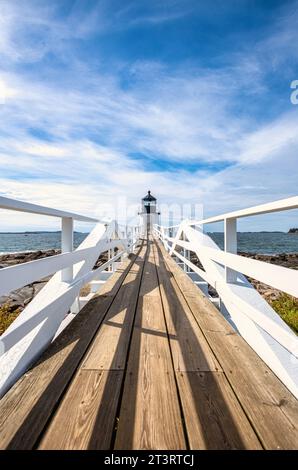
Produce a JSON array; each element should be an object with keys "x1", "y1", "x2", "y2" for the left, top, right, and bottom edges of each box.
[
  {"x1": 0, "y1": 78, "x2": 18, "y2": 104},
  {"x1": 237, "y1": 112, "x2": 298, "y2": 165},
  {"x1": 0, "y1": 65, "x2": 252, "y2": 166},
  {"x1": 20, "y1": 143, "x2": 67, "y2": 158},
  {"x1": 0, "y1": 0, "x2": 297, "y2": 232}
]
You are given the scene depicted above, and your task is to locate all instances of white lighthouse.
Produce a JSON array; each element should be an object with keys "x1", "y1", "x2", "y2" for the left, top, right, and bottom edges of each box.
[{"x1": 139, "y1": 191, "x2": 160, "y2": 235}]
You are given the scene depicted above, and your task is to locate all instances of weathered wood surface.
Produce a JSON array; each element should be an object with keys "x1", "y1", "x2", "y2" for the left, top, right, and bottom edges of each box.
[
  {"x1": 0, "y1": 236, "x2": 297, "y2": 450},
  {"x1": 81, "y1": 246, "x2": 146, "y2": 371},
  {"x1": 40, "y1": 246, "x2": 146, "y2": 449},
  {"x1": 115, "y1": 241, "x2": 186, "y2": 450},
  {"x1": 156, "y1": 240, "x2": 298, "y2": 450},
  {"x1": 154, "y1": 242, "x2": 262, "y2": 450},
  {"x1": 39, "y1": 370, "x2": 123, "y2": 450},
  {"x1": 0, "y1": 250, "x2": 140, "y2": 450},
  {"x1": 176, "y1": 371, "x2": 262, "y2": 449},
  {"x1": 154, "y1": 243, "x2": 220, "y2": 372}
]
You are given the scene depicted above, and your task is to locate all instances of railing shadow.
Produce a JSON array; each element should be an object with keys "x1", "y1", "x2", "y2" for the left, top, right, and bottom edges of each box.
[
  {"x1": 1, "y1": 238, "x2": 259, "y2": 449},
  {"x1": 86, "y1": 248, "x2": 147, "y2": 449},
  {"x1": 89, "y1": 238, "x2": 256, "y2": 449},
  {"x1": 0, "y1": 246, "x2": 143, "y2": 449},
  {"x1": 153, "y1": 241, "x2": 253, "y2": 449},
  {"x1": 110, "y1": 241, "x2": 186, "y2": 450}
]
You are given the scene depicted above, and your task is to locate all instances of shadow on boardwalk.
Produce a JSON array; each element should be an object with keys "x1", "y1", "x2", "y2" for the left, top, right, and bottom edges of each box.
[{"x1": 0, "y1": 238, "x2": 259, "y2": 449}]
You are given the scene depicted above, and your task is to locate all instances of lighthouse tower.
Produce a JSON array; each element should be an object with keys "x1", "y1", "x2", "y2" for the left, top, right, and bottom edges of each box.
[{"x1": 140, "y1": 191, "x2": 160, "y2": 235}]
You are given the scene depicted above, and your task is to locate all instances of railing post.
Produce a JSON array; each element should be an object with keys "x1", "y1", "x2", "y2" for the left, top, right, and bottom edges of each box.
[
  {"x1": 120, "y1": 229, "x2": 126, "y2": 262},
  {"x1": 224, "y1": 217, "x2": 237, "y2": 283},
  {"x1": 161, "y1": 226, "x2": 166, "y2": 250},
  {"x1": 183, "y1": 231, "x2": 187, "y2": 272},
  {"x1": 61, "y1": 217, "x2": 73, "y2": 282},
  {"x1": 108, "y1": 240, "x2": 112, "y2": 272},
  {"x1": 169, "y1": 210, "x2": 174, "y2": 239}
]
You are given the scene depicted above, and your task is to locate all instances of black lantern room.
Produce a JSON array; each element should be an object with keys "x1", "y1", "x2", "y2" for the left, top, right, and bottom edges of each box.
[{"x1": 142, "y1": 190, "x2": 157, "y2": 214}]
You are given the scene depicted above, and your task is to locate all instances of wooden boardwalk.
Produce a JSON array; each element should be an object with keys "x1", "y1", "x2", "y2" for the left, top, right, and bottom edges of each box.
[{"x1": 0, "y1": 237, "x2": 297, "y2": 450}]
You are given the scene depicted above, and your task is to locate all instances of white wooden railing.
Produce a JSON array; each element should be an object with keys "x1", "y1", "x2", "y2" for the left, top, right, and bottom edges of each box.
[
  {"x1": 154, "y1": 196, "x2": 298, "y2": 399},
  {"x1": 0, "y1": 196, "x2": 141, "y2": 397}
]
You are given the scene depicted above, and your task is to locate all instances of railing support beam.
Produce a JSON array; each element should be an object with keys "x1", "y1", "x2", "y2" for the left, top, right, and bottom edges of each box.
[
  {"x1": 224, "y1": 217, "x2": 237, "y2": 283},
  {"x1": 61, "y1": 217, "x2": 74, "y2": 282}
]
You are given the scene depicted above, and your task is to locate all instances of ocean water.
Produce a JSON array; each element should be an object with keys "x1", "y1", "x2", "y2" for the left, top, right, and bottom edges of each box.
[
  {"x1": 0, "y1": 231, "x2": 298, "y2": 255},
  {"x1": 0, "y1": 232, "x2": 88, "y2": 254},
  {"x1": 209, "y1": 232, "x2": 298, "y2": 254}
]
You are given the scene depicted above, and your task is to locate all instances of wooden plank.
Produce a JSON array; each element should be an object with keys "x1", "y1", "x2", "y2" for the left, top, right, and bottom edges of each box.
[
  {"x1": 156, "y1": 240, "x2": 298, "y2": 450},
  {"x1": 39, "y1": 370, "x2": 123, "y2": 450},
  {"x1": 156, "y1": 243, "x2": 232, "y2": 335},
  {"x1": 154, "y1": 243, "x2": 220, "y2": 372},
  {"x1": 139, "y1": 239, "x2": 160, "y2": 297},
  {"x1": 201, "y1": 330, "x2": 298, "y2": 449},
  {"x1": 81, "y1": 246, "x2": 146, "y2": 370},
  {"x1": 39, "y1": 243, "x2": 147, "y2": 450},
  {"x1": 154, "y1": 241, "x2": 262, "y2": 449},
  {"x1": 115, "y1": 242, "x2": 186, "y2": 450},
  {"x1": 0, "y1": 252, "x2": 139, "y2": 450},
  {"x1": 177, "y1": 371, "x2": 262, "y2": 449}
]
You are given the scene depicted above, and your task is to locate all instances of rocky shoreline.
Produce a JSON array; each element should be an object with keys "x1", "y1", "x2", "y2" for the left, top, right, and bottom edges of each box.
[{"x1": 0, "y1": 249, "x2": 297, "y2": 332}]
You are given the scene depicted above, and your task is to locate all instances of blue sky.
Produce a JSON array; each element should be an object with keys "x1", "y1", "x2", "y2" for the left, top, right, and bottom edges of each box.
[{"x1": 0, "y1": 0, "x2": 298, "y2": 231}]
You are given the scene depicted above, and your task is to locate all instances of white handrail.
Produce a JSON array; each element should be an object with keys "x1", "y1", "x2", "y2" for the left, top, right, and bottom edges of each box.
[
  {"x1": 0, "y1": 196, "x2": 141, "y2": 397},
  {"x1": 0, "y1": 195, "x2": 98, "y2": 222},
  {"x1": 153, "y1": 195, "x2": 298, "y2": 399},
  {"x1": 187, "y1": 195, "x2": 298, "y2": 225},
  {"x1": 0, "y1": 238, "x2": 128, "y2": 297},
  {"x1": 197, "y1": 246, "x2": 298, "y2": 298}
]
